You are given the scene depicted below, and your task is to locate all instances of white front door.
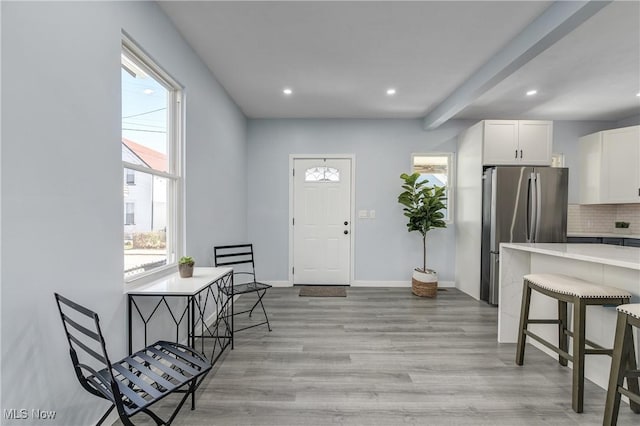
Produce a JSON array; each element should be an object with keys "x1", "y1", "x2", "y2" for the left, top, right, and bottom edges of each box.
[{"x1": 293, "y1": 158, "x2": 352, "y2": 285}]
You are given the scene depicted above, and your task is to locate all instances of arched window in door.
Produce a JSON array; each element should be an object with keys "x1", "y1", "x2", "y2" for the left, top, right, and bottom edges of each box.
[{"x1": 305, "y1": 166, "x2": 340, "y2": 182}]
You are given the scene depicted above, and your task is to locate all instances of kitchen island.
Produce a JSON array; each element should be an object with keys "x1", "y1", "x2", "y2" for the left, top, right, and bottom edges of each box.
[{"x1": 498, "y1": 243, "x2": 640, "y2": 390}]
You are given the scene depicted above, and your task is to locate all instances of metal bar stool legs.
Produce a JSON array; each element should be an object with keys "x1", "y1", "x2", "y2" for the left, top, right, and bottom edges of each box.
[{"x1": 604, "y1": 304, "x2": 640, "y2": 426}]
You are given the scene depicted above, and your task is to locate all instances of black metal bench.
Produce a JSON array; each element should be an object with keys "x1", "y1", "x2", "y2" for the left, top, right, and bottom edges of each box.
[{"x1": 55, "y1": 293, "x2": 211, "y2": 425}]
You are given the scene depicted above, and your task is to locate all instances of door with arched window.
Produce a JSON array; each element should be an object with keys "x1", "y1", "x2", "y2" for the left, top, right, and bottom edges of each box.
[{"x1": 292, "y1": 158, "x2": 352, "y2": 285}]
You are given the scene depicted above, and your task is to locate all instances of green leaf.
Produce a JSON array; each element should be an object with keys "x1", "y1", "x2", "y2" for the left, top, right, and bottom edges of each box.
[{"x1": 398, "y1": 170, "x2": 448, "y2": 266}]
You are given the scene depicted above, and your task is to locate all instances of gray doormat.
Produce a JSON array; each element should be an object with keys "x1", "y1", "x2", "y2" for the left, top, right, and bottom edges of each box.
[{"x1": 299, "y1": 286, "x2": 347, "y2": 297}]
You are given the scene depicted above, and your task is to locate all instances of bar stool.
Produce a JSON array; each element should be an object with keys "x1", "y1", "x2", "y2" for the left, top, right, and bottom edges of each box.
[
  {"x1": 603, "y1": 303, "x2": 640, "y2": 425},
  {"x1": 515, "y1": 273, "x2": 631, "y2": 413}
]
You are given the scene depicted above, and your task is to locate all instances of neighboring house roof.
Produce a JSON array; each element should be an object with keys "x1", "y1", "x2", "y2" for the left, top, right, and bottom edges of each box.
[{"x1": 122, "y1": 138, "x2": 167, "y2": 172}]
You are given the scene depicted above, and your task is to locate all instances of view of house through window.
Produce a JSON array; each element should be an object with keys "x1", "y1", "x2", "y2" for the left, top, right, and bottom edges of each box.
[
  {"x1": 122, "y1": 41, "x2": 182, "y2": 279},
  {"x1": 412, "y1": 153, "x2": 453, "y2": 221}
]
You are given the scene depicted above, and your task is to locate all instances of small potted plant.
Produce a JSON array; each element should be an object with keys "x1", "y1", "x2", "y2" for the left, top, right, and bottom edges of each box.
[
  {"x1": 178, "y1": 256, "x2": 195, "y2": 278},
  {"x1": 398, "y1": 172, "x2": 447, "y2": 297}
]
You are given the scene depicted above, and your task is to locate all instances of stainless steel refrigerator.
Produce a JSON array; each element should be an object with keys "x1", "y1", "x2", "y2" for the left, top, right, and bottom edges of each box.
[{"x1": 481, "y1": 167, "x2": 568, "y2": 305}]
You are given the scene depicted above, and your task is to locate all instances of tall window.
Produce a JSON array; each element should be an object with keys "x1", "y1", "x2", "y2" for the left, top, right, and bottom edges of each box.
[
  {"x1": 122, "y1": 38, "x2": 182, "y2": 280},
  {"x1": 126, "y1": 169, "x2": 135, "y2": 185},
  {"x1": 412, "y1": 153, "x2": 454, "y2": 222},
  {"x1": 125, "y1": 202, "x2": 135, "y2": 225}
]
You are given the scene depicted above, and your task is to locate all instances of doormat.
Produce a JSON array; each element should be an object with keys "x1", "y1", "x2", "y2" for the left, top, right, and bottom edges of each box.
[{"x1": 299, "y1": 286, "x2": 347, "y2": 297}]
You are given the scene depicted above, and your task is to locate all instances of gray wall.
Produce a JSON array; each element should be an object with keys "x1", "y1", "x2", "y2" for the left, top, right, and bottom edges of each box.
[
  {"x1": 1, "y1": 2, "x2": 246, "y2": 424},
  {"x1": 247, "y1": 119, "x2": 623, "y2": 284},
  {"x1": 247, "y1": 118, "x2": 473, "y2": 284},
  {"x1": 616, "y1": 113, "x2": 640, "y2": 127}
]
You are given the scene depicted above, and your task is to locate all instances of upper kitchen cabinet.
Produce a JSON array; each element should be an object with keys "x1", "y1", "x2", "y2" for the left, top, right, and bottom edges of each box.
[
  {"x1": 603, "y1": 126, "x2": 640, "y2": 203},
  {"x1": 482, "y1": 120, "x2": 553, "y2": 166},
  {"x1": 579, "y1": 125, "x2": 640, "y2": 204},
  {"x1": 578, "y1": 132, "x2": 603, "y2": 204}
]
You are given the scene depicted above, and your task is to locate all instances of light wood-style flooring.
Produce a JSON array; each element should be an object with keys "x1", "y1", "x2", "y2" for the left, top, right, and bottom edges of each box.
[{"x1": 121, "y1": 287, "x2": 638, "y2": 425}]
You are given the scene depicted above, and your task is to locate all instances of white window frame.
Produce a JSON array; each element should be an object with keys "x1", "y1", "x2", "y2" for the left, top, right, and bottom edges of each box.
[
  {"x1": 126, "y1": 168, "x2": 135, "y2": 185},
  {"x1": 122, "y1": 35, "x2": 184, "y2": 283},
  {"x1": 411, "y1": 152, "x2": 455, "y2": 224},
  {"x1": 125, "y1": 202, "x2": 135, "y2": 225}
]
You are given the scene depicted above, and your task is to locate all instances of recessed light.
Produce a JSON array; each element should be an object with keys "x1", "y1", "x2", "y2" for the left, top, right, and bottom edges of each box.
[
  {"x1": 526, "y1": 90, "x2": 537, "y2": 96},
  {"x1": 386, "y1": 88, "x2": 397, "y2": 96},
  {"x1": 283, "y1": 88, "x2": 293, "y2": 95},
  {"x1": 143, "y1": 89, "x2": 154, "y2": 95}
]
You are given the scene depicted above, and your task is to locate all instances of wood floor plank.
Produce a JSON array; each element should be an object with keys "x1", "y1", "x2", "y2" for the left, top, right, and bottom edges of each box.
[{"x1": 116, "y1": 287, "x2": 638, "y2": 425}]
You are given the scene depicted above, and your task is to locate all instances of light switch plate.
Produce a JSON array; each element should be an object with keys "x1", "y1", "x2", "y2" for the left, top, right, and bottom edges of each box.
[
  {"x1": 358, "y1": 210, "x2": 368, "y2": 219},
  {"x1": 369, "y1": 210, "x2": 376, "y2": 219}
]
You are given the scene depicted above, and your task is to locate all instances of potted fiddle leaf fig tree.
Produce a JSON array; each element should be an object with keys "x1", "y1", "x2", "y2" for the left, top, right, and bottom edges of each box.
[{"x1": 398, "y1": 172, "x2": 447, "y2": 297}]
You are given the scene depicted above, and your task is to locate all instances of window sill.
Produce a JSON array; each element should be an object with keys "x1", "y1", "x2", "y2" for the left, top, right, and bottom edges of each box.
[{"x1": 125, "y1": 263, "x2": 178, "y2": 288}]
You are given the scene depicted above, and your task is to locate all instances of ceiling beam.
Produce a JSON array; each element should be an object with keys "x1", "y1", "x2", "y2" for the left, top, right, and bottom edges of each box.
[{"x1": 422, "y1": 1, "x2": 611, "y2": 130}]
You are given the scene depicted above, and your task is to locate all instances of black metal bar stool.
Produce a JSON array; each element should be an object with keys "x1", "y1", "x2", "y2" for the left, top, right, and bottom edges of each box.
[
  {"x1": 603, "y1": 303, "x2": 640, "y2": 425},
  {"x1": 515, "y1": 273, "x2": 631, "y2": 413}
]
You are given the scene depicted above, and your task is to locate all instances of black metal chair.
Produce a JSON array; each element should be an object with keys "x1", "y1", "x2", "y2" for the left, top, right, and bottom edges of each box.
[
  {"x1": 214, "y1": 244, "x2": 272, "y2": 333},
  {"x1": 55, "y1": 293, "x2": 212, "y2": 426}
]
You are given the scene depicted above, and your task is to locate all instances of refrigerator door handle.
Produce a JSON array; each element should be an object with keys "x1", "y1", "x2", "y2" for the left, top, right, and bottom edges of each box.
[
  {"x1": 526, "y1": 175, "x2": 530, "y2": 241},
  {"x1": 526, "y1": 173, "x2": 535, "y2": 242},
  {"x1": 534, "y1": 172, "x2": 542, "y2": 242}
]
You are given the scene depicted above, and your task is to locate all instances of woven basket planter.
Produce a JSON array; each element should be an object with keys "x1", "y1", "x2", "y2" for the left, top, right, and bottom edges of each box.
[{"x1": 412, "y1": 269, "x2": 438, "y2": 298}]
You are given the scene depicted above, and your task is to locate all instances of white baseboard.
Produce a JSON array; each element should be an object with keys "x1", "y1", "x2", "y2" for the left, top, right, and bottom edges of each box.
[
  {"x1": 351, "y1": 280, "x2": 409, "y2": 287},
  {"x1": 350, "y1": 280, "x2": 455, "y2": 288},
  {"x1": 264, "y1": 280, "x2": 457, "y2": 288},
  {"x1": 264, "y1": 280, "x2": 292, "y2": 287}
]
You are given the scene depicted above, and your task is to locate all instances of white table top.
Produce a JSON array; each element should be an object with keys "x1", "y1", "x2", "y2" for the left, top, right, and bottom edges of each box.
[
  {"x1": 501, "y1": 243, "x2": 640, "y2": 270},
  {"x1": 125, "y1": 267, "x2": 233, "y2": 296}
]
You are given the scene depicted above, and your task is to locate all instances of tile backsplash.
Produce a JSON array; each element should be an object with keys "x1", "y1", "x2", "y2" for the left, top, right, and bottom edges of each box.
[{"x1": 567, "y1": 204, "x2": 640, "y2": 234}]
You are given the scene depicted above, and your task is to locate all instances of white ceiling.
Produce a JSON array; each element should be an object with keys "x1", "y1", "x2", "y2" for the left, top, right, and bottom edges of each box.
[{"x1": 159, "y1": 1, "x2": 640, "y2": 123}]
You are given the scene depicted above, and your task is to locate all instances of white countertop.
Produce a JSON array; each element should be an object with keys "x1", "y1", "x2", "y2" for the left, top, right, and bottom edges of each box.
[
  {"x1": 125, "y1": 267, "x2": 233, "y2": 295},
  {"x1": 501, "y1": 243, "x2": 640, "y2": 270},
  {"x1": 568, "y1": 232, "x2": 640, "y2": 239}
]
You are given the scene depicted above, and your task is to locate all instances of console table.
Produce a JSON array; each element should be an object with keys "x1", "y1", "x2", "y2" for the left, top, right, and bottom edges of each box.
[{"x1": 126, "y1": 267, "x2": 234, "y2": 366}]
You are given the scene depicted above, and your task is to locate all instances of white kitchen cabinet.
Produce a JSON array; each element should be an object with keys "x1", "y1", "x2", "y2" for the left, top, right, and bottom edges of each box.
[
  {"x1": 602, "y1": 126, "x2": 640, "y2": 203},
  {"x1": 482, "y1": 120, "x2": 553, "y2": 166},
  {"x1": 579, "y1": 125, "x2": 640, "y2": 204},
  {"x1": 578, "y1": 132, "x2": 603, "y2": 204},
  {"x1": 455, "y1": 120, "x2": 554, "y2": 301}
]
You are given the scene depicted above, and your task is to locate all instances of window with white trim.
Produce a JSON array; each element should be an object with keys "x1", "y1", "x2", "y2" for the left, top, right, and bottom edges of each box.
[
  {"x1": 412, "y1": 153, "x2": 454, "y2": 222},
  {"x1": 126, "y1": 169, "x2": 135, "y2": 185},
  {"x1": 125, "y1": 202, "x2": 135, "y2": 225},
  {"x1": 122, "y1": 39, "x2": 182, "y2": 280}
]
